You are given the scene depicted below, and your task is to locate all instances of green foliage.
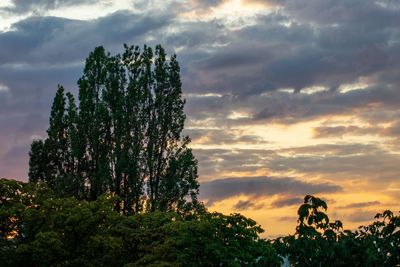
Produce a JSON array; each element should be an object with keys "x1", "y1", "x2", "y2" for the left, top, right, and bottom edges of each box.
[
  {"x1": 0, "y1": 179, "x2": 280, "y2": 266},
  {"x1": 28, "y1": 44, "x2": 199, "y2": 214},
  {"x1": 155, "y1": 212, "x2": 281, "y2": 267},
  {"x1": 274, "y1": 195, "x2": 400, "y2": 266},
  {"x1": 356, "y1": 210, "x2": 400, "y2": 266},
  {"x1": 28, "y1": 140, "x2": 47, "y2": 184},
  {"x1": 2, "y1": 180, "x2": 399, "y2": 266}
]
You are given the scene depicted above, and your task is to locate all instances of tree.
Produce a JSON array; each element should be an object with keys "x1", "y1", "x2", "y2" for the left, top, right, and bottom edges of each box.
[
  {"x1": 274, "y1": 195, "x2": 338, "y2": 266},
  {"x1": 273, "y1": 195, "x2": 400, "y2": 266},
  {"x1": 0, "y1": 179, "x2": 281, "y2": 267},
  {"x1": 28, "y1": 44, "x2": 199, "y2": 214},
  {"x1": 2, "y1": 180, "x2": 398, "y2": 266},
  {"x1": 357, "y1": 210, "x2": 400, "y2": 265},
  {"x1": 28, "y1": 140, "x2": 46, "y2": 184},
  {"x1": 29, "y1": 86, "x2": 72, "y2": 195},
  {"x1": 160, "y1": 212, "x2": 281, "y2": 266}
]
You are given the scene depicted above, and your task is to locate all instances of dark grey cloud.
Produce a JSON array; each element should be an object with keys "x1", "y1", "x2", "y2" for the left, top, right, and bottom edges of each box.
[
  {"x1": 270, "y1": 145, "x2": 400, "y2": 182},
  {"x1": 233, "y1": 199, "x2": 265, "y2": 211},
  {"x1": 313, "y1": 121, "x2": 400, "y2": 139},
  {"x1": 184, "y1": 94, "x2": 231, "y2": 122},
  {"x1": 165, "y1": 20, "x2": 228, "y2": 51},
  {"x1": 193, "y1": 148, "x2": 276, "y2": 179},
  {"x1": 1, "y1": 0, "x2": 104, "y2": 15},
  {"x1": 184, "y1": 128, "x2": 267, "y2": 145},
  {"x1": 382, "y1": 121, "x2": 400, "y2": 136},
  {"x1": 0, "y1": 11, "x2": 172, "y2": 65},
  {"x1": 199, "y1": 176, "x2": 341, "y2": 204},
  {"x1": 182, "y1": 1, "x2": 400, "y2": 96},
  {"x1": 278, "y1": 144, "x2": 382, "y2": 156},
  {"x1": 313, "y1": 125, "x2": 381, "y2": 139},
  {"x1": 251, "y1": 85, "x2": 400, "y2": 122},
  {"x1": 345, "y1": 210, "x2": 379, "y2": 223},
  {"x1": 270, "y1": 196, "x2": 303, "y2": 208},
  {"x1": 185, "y1": 84, "x2": 400, "y2": 128},
  {"x1": 278, "y1": 216, "x2": 298, "y2": 223},
  {"x1": 338, "y1": 201, "x2": 381, "y2": 209},
  {"x1": 284, "y1": 0, "x2": 400, "y2": 28}
]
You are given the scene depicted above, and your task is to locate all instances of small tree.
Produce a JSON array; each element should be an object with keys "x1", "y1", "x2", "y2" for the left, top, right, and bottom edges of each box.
[
  {"x1": 29, "y1": 44, "x2": 199, "y2": 214},
  {"x1": 274, "y1": 195, "x2": 343, "y2": 266},
  {"x1": 273, "y1": 195, "x2": 400, "y2": 266}
]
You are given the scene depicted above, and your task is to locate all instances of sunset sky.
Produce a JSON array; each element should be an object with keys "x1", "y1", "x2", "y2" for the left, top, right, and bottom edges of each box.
[{"x1": 1, "y1": 0, "x2": 400, "y2": 237}]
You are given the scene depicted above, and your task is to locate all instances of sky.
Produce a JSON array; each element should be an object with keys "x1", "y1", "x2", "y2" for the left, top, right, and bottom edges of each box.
[{"x1": 1, "y1": 0, "x2": 400, "y2": 237}]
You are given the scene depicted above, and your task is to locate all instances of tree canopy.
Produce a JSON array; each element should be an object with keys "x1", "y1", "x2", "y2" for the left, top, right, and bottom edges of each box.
[
  {"x1": 273, "y1": 195, "x2": 400, "y2": 266},
  {"x1": 0, "y1": 178, "x2": 281, "y2": 267},
  {"x1": 1, "y1": 178, "x2": 399, "y2": 266},
  {"x1": 29, "y1": 45, "x2": 199, "y2": 214}
]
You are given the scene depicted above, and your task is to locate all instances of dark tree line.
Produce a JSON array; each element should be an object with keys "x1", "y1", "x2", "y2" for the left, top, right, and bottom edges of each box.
[
  {"x1": 1, "y1": 179, "x2": 399, "y2": 266},
  {"x1": 0, "y1": 179, "x2": 281, "y2": 267},
  {"x1": 29, "y1": 45, "x2": 199, "y2": 214}
]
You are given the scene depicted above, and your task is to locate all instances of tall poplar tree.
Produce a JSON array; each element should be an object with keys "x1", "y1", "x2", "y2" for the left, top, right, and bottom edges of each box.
[
  {"x1": 28, "y1": 140, "x2": 47, "y2": 183},
  {"x1": 45, "y1": 86, "x2": 68, "y2": 190},
  {"x1": 28, "y1": 44, "x2": 199, "y2": 213}
]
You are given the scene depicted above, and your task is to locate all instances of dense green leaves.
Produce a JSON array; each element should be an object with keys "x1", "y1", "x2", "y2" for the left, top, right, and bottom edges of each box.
[
  {"x1": 0, "y1": 179, "x2": 280, "y2": 267},
  {"x1": 1, "y1": 179, "x2": 399, "y2": 266}
]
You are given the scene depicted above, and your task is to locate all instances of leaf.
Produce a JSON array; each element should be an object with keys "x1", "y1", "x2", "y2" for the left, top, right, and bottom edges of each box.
[{"x1": 298, "y1": 204, "x2": 311, "y2": 220}]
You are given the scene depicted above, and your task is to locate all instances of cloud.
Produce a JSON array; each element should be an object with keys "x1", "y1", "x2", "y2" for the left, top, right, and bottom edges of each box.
[
  {"x1": 338, "y1": 201, "x2": 381, "y2": 209},
  {"x1": 345, "y1": 210, "x2": 379, "y2": 223},
  {"x1": 313, "y1": 121, "x2": 400, "y2": 139},
  {"x1": 233, "y1": 199, "x2": 265, "y2": 211},
  {"x1": 284, "y1": 0, "x2": 400, "y2": 28},
  {"x1": 0, "y1": 11, "x2": 172, "y2": 66},
  {"x1": 181, "y1": 1, "x2": 400, "y2": 96},
  {"x1": 1, "y1": 0, "x2": 103, "y2": 15},
  {"x1": 278, "y1": 216, "x2": 298, "y2": 223},
  {"x1": 185, "y1": 85, "x2": 400, "y2": 129},
  {"x1": 199, "y1": 176, "x2": 341, "y2": 204},
  {"x1": 269, "y1": 144, "x2": 400, "y2": 182},
  {"x1": 191, "y1": 141, "x2": 400, "y2": 192},
  {"x1": 312, "y1": 125, "x2": 381, "y2": 138},
  {"x1": 185, "y1": 128, "x2": 267, "y2": 145},
  {"x1": 0, "y1": 83, "x2": 9, "y2": 92},
  {"x1": 271, "y1": 196, "x2": 303, "y2": 208},
  {"x1": 251, "y1": 85, "x2": 400, "y2": 122},
  {"x1": 382, "y1": 120, "x2": 400, "y2": 137},
  {"x1": 193, "y1": 148, "x2": 277, "y2": 179},
  {"x1": 278, "y1": 143, "x2": 382, "y2": 156}
]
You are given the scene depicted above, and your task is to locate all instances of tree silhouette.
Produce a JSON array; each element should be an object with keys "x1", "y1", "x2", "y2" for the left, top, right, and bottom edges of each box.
[
  {"x1": 274, "y1": 195, "x2": 400, "y2": 266},
  {"x1": 29, "y1": 45, "x2": 199, "y2": 214}
]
